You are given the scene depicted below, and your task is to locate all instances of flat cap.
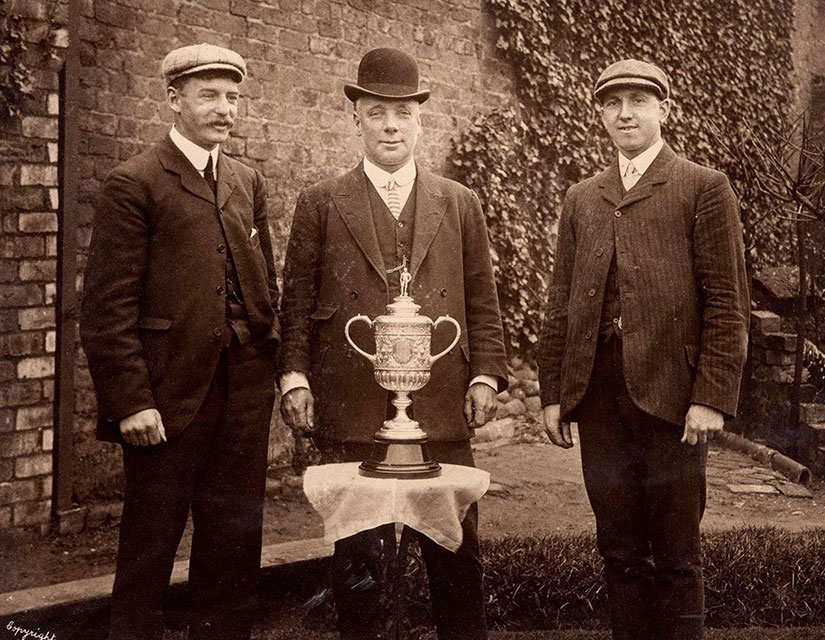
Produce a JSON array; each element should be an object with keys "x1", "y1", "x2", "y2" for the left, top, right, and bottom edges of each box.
[
  {"x1": 161, "y1": 43, "x2": 246, "y2": 85},
  {"x1": 594, "y1": 59, "x2": 669, "y2": 101}
]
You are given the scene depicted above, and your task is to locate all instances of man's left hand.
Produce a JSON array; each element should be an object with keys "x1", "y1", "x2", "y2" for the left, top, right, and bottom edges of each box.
[
  {"x1": 681, "y1": 403, "x2": 724, "y2": 445},
  {"x1": 464, "y1": 383, "x2": 497, "y2": 428}
]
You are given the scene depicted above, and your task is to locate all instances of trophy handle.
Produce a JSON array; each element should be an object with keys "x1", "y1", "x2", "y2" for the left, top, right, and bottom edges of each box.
[
  {"x1": 344, "y1": 315, "x2": 376, "y2": 362},
  {"x1": 430, "y1": 315, "x2": 462, "y2": 365}
]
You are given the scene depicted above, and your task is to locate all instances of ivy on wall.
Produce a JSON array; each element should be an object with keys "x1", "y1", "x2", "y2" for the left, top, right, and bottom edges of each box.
[{"x1": 453, "y1": 0, "x2": 796, "y2": 356}]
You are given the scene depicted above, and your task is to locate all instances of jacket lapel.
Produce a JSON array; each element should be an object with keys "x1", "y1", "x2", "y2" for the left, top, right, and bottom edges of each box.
[
  {"x1": 409, "y1": 164, "x2": 448, "y2": 282},
  {"x1": 596, "y1": 160, "x2": 623, "y2": 208},
  {"x1": 216, "y1": 152, "x2": 236, "y2": 210},
  {"x1": 332, "y1": 165, "x2": 387, "y2": 285},
  {"x1": 597, "y1": 143, "x2": 677, "y2": 210},
  {"x1": 155, "y1": 134, "x2": 215, "y2": 205}
]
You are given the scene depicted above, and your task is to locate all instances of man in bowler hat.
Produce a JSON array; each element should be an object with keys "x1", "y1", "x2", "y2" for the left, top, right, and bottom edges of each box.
[
  {"x1": 279, "y1": 48, "x2": 508, "y2": 639},
  {"x1": 81, "y1": 43, "x2": 280, "y2": 639},
  {"x1": 538, "y1": 59, "x2": 749, "y2": 639}
]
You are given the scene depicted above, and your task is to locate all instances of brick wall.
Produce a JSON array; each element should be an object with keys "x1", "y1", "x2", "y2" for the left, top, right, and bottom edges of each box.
[
  {"x1": 69, "y1": 0, "x2": 517, "y2": 503},
  {"x1": 0, "y1": 0, "x2": 69, "y2": 533}
]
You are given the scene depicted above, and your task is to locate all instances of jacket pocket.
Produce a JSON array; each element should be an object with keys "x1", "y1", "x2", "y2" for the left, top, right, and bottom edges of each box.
[
  {"x1": 310, "y1": 303, "x2": 338, "y2": 321},
  {"x1": 138, "y1": 316, "x2": 173, "y2": 330}
]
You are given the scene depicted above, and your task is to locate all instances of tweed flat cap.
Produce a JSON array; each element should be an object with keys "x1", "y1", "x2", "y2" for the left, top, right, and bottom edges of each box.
[
  {"x1": 161, "y1": 43, "x2": 246, "y2": 85},
  {"x1": 344, "y1": 48, "x2": 430, "y2": 103},
  {"x1": 594, "y1": 59, "x2": 669, "y2": 101}
]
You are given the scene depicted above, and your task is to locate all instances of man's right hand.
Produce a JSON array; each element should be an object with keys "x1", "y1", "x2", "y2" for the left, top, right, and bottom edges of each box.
[
  {"x1": 120, "y1": 408, "x2": 166, "y2": 447},
  {"x1": 543, "y1": 403, "x2": 573, "y2": 449},
  {"x1": 280, "y1": 387, "x2": 315, "y2": 436}
]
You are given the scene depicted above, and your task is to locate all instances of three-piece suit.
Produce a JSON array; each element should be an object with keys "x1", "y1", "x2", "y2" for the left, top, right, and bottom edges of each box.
[
  {"x1": 81, "y1": 134, "x2": 280, "y2": 639},
  {"x1": 538, "y1": 143, "x2": 749, "y2": 639},
  {"x1": 279, "y1": 162, "x2": 508, "y2": 638}
]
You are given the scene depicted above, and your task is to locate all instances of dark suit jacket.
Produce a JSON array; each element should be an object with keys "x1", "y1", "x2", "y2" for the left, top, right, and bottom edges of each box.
[
  {"x1": 279, "y1": 162, "x2": 508, "y2": 443},
  {"x1": 81, "y1": 135, "x2": 280, "y2": 442},
  {"x1": 537, "y1": 144, "x2": 749, "y2": 426}
]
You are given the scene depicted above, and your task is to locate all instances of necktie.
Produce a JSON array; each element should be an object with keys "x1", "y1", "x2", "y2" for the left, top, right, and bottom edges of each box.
[
  {"x1": 624, "y1": 161, "x2": 641, "y2": 190},
  {"x1": 204, "y1": 154, "x2": 217, "y2": 196},
  {"x1": 385, "y1": 177, "x2": 402, "y2": 219}
]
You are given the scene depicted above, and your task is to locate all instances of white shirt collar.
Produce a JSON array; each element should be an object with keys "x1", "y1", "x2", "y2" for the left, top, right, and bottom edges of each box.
[
  {"x1": 169, "y1": 126, "x2": 219, "y2": 174},
  {"x1": 362, "y1": 156, "x2": 417, "y2": 189},
  {"x1": 618, "y1": 137, "x2": 664, "y2": 179}
]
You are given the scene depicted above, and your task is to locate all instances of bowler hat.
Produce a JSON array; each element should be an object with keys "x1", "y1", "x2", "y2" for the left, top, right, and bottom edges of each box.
[
  {"x1": 594, "y1": 59, "x2": 669, "y2": 101},
  {"x1": 162, "y1": 43, "x2": 246, "y2": 85},
  {"x1": 344, "y1": 48, "x2": 430, "y2": 103}
]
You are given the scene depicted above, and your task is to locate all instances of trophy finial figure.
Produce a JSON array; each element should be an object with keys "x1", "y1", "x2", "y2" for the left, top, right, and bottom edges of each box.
[{"x1": 399, "y1": 264, "x2": 411, "y2": 298}]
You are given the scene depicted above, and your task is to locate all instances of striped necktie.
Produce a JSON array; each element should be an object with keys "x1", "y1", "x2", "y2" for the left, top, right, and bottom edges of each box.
[{"x1": 385, "y1": 177, "x2": 402, "y2": 219}]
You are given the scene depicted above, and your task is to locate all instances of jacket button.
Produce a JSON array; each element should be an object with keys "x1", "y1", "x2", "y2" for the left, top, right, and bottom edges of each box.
[
  {"x1": 350, "y1": 290, "x2": 358, "y2": 299},
  {"x1": 614, "y1": 210, "x2": 622, "y2": 218},
  {"x1": 397, "y1": 221, "x2": 404, "y2": 228},
  {"x1": 588, "y1": 288, "x2": 596, "y2": 297},
  {"x1": 213, "y1": 327, "x2": 223, "y2": 337},
  {"x1": 217, "y1": 244, "x2": 226, "y2": 253},
  {"x1": 216, "y1": 285, "x2": 224, "y2": 295},
  {"x1": 440, "y1": 288, "x2": 447, "y2": 297},
  {"x1": 346, "y1": 347, "x2": 353, "y2": 358},
  {"x1": 596, "y1": 248, "x2": 604, "y2": 256},
  {"x1": 585, "y1": 330, "x2": 592, "y2": 340}
]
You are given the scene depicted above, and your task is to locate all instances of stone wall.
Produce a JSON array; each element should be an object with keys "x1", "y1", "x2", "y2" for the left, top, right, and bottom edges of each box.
[{"x1": 0, "y1": 0, "x2": 69, "y2": 533}]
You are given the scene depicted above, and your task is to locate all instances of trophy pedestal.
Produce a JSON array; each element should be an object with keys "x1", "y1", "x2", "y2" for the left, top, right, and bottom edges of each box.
[{"x1": 359, "y1": 438, "x2": 441, "y2": 479}]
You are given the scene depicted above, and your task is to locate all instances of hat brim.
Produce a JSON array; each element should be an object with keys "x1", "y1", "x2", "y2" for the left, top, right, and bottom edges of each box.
[
  {"x1": 594, "y1": 77, "x2": 666, "y2": 100},
  {"x1": 167, "y1": 63, "x2": 244, "y2": 85},
  {"x1": 344, "y1": 83, "x2": 430, "y2": 103}
]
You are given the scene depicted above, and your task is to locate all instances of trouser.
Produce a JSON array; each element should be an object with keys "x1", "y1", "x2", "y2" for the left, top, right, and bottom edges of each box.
[
  {"x1": 108, "y1": 345, "x2": 275, "y2": 640},
  {"x1": 576, "y1": 336, "x2": 707, "y2": 640},
  {"x1": 320, "y1": 440, "x2": 488, "y2": 640}
]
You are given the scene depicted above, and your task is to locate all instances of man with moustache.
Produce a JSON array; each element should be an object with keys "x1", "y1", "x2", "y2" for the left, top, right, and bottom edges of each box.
[
  {"x1": 278, "y1": 48, "x2": 508, "y2": 639},
  {"x1": 81, "y1": 43, "x2": 280, "y2": 640},
  {"x1": 538, "y1": 60, "x2": 749, "y2": 640}
]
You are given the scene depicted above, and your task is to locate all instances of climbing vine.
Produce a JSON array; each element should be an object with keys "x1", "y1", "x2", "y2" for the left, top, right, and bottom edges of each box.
[{"x1": 453, "y1": 0, "x2": 796, "y2": 356}]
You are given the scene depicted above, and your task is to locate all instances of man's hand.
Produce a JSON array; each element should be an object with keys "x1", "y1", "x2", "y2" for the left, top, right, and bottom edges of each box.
[
  {"x1": 681, "y1": 403, "x2": 724, "y2": 445},
  {"x1": 280, "y1": 387, "x2": 315, "y2": 436},
  {"x1": 120, "y1": 408, "x2": 166, "y2": 447},
  {"x1": 464, "y1": 383, "x2": 497, "y2": 428},
  {"x1": 543, "y1": 403, "x2": 573, "y2": 449}
]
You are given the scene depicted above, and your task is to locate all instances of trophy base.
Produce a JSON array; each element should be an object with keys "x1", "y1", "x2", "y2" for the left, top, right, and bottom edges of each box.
[{"x1": 359, "y1": 439, "x2": 441, "y2": 479}]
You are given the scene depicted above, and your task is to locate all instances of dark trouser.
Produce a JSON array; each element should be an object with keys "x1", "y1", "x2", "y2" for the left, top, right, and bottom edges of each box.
[
  {"x1": 576, "y1": 337, "x2": 707, "y2": 640},
  {"x1": 321, "y1": 440, "x2": 487, "y2": 640},
  {"x1": 108, "y1": 345, "x2": 275, "y2": 640}
]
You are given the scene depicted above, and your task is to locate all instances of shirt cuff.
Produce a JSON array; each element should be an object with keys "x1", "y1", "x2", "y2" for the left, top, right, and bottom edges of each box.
[
  {"x1": 280, "y1": 371, "x2": 310, "y2": 395},
  {"x1": 470, "y1": 375, "x2": 498, "y2": 392}
]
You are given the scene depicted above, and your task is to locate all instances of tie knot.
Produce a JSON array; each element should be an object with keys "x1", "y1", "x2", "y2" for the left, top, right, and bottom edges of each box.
[
  {"x1": 386, "y1": 177, "x2": 398, "y2": 191},
  {"x1": 626, "y1": 161, "x2": 638, "y2": 177}
]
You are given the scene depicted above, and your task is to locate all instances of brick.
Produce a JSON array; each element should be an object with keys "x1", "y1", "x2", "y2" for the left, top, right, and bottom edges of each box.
[
  {"x1": 16, "y1": 405, "x2": 53, "y2": 430},
  {"x1": 95, "y1": 1, "x2": 137, "y2": 28},
  {"x1": 44, "y1": 283, "x2": 56, "y2": 305},
  {"x1": 48, "y1": 142, "x2": 59, "y2": 163},
  {"x1": 19, "y1": 212, "x2": 58, "y2": 233},
  {"x1": 0, "y1": 409, "x2": 13, "y2": 432},
  {"x1": 21, "y1": 116, "x2": 59, "y2": 140},
  {"x1": 0, "y1": 363, "x2": 15, "y2": 385},
  {"x1": 0, "y1": 381, "x2": 41, "y2": 408},
  {"x1": 46, "y1": 235, "x2": 57, "y2": 257},
  {"x1": 41, "y1": 476, "x2": 52, "y2": 498},
  {"x1": 49, "y1": 188, "x2": 59, "y2": 210},
  {"x1": 9, "y1": 0, "x2": 47, "y2": 19},
  {"x1": 0, "y1": 284, "x2": 43, "y2": 308},
  {"x1": 0, "y1": 164, "x2": 17, "y2": 186},
  {"x1": 15, "y1": 453, "x2": 52, "y2": 478},
  {"x1": 3, "y1": 187, "x2": 46, "y2": 211},
  {"x1": 0, "y1": 310, "x2": 17, "y2": 332},
  {"x1": 750, "y1": 309, "x2": 781, "y2": 335},
  {"x1": 0, "y1": 260, "x2": 17, "y2": 282},
  {"x1": 18, "y1": 356, "x2": 55, "y2": 379},
  {"x1": 0, "y1": 460, "x2": 12, "y2": 482},
  {"x1": 753, "y1": 331, "x2": 797, "y2": 352},
  {"x1": 20, "y1": 165, "x2": 58, "y2": 187},
  {"x1": 0, "y1": 332, "x2": 42, "y2": 357},
  {"x1": 42, "y1": 428, "x2": 53, "y2": 452},
  {"x1": 765, "y1": 350, "x2": 796, "y2": 366},
  {"x1": 280, "y1": 30, "x2": 309, "y2": 50},
  {"x1": 0, "y1": 431, "x2": 42, "y2": 458},
  {"x1": 46, "y1": 330, "x2": 56, "y2": 353},
  {"x1": 42, "y1": 379, "x2": 54, "y2": 402},
  {"x1": 20, "y1": 259, "x2": 57, "y2": 281},
  {"x1": 12, "y1": 499, "x2": 51, "y2": 526},
  {"x1": 0, "y1": 236, "x2": 45, "y2": 258},
  {"x1": 18, "y1": 306, "x2": 55, "y2": 330}
]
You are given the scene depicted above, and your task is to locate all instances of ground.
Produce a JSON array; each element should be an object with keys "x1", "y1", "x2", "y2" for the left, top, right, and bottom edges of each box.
[{"x1": 4, "y1": 420, "x2": 825, "y2": 596}]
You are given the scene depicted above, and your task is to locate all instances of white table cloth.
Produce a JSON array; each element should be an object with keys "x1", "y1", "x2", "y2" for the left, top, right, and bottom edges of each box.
[{"x1": 303, "y1": 462, "x2": 490, "y2": 552}]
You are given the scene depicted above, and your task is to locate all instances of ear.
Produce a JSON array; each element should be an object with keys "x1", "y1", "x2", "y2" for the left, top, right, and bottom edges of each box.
[
  {"x1": 352, "y1": 109, "x2": 362, "y2": 137},
  {"x1": 167, "y1": 85, "x2": 181, "y2": 114},
  {"x1": 659, "y1": 98, "x2": 671, "y2": 123}
]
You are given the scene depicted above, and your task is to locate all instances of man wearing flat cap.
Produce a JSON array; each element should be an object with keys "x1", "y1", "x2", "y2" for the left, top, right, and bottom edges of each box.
[
  {"x1": 81, "y1": 43, "x2": 280, "y2": 640},
  {"x1": 537, "y1": 59, "x2": 749, "y2": 640},
  {"x1": 279, "y1": 47, "x2": 507, "y2": 639}
]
